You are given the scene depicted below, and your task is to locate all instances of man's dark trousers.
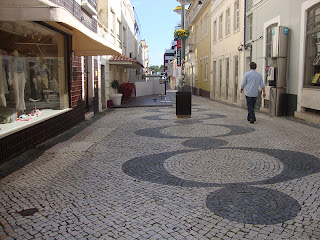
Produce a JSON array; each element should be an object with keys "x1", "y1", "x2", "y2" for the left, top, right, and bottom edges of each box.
[{"x1": 246, "y1": 96, "x2": 257, "y2": 121}]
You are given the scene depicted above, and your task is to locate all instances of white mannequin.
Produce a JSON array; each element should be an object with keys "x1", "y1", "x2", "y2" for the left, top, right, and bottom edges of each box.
[
  {"x1": 11, "y1": 50, "x2": 26, "y2": 112},
  {"x1": 40, "y1": 58, "x2": 50, "y2": 103},
  {"x1": 0, "y1": 49, "x2": 9, "y2": 107}
]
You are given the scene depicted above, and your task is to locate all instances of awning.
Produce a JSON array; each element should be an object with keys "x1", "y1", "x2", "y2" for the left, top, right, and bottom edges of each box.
[
  {"x1": 0, "y1": 0, "x2": 122, "y2": 56},
  {"x1": 109, "y1": 55, "x2": 144, "y2": 69}
]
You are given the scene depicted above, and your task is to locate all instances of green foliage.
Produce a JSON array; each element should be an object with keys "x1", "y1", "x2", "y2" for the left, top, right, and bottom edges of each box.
[
  {"x1": 110, "y1": 80, "x2": 120, "y2": 92},
  {"x1": 174, "y1": 29, "x2": 190, "y2": 39},
  {"x1": 149, "y1": 65, "x2": 164, "y2": 74}
]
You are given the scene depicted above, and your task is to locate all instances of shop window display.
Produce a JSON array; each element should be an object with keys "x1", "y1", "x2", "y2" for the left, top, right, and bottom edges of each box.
[
  {"x1": 0, "y1": 21, "x2": 69, "y2": 132},
  {"x1": 305, "y1": 5, "x2": 320, "y2": 87}
]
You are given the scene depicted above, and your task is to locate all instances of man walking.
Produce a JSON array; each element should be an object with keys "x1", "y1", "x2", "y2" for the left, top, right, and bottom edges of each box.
[{"x1": 240, "y1": 62, "x2": 266, "y2": 123}]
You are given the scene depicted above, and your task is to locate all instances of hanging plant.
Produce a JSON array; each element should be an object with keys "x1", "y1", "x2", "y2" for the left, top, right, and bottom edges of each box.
[{"x1": 174, "y1": 29, "x2": 190, "y2": 40}]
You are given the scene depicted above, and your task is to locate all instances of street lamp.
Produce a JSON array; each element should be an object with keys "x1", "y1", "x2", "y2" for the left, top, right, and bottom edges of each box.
[
  {"x1": 174, "y1": 0, "x2": 192, "y2": 118},
  {"x1": 174, "y1": 0, "x2": 191, "y2": 91},
  {"x1": 173, "y1": 5, "x2": 189, "y2": 15},
  {"x1": 176, "y1": 0, "x2": 192, "y2": 36}
]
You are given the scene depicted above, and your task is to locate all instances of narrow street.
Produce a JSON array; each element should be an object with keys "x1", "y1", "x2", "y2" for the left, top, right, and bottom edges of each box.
[{"x1": 1, "y1": 93, "x2": 320, "y2": 240}]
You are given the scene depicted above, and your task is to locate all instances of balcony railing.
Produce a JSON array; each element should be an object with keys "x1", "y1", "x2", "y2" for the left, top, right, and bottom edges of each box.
[
  {"x1": 87, "y1": 0, "x2": 97, "y2": 10},
  {"x1": 188, "y1": 0, "x2": 210, "y2": 25},
  {"x1": 49, "y1": 0, "x2": 97, "y2": 33},
  {"x1": 81, "y1": 0, "x2": 98, "y2": 16}
]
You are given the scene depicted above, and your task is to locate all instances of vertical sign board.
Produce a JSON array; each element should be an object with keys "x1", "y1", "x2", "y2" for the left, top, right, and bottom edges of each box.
[{"x1": 177, "y1": 40, "x2": 182, "y2": 66}]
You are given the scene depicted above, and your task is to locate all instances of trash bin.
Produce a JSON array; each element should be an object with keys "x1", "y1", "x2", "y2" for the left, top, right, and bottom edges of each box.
[{"x1": 176, "y1": 91, "x2": 191, "y2": 118}]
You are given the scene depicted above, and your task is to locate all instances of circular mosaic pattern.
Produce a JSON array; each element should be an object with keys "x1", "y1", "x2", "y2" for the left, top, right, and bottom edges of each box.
[
  {"x1": 182, "y1": 137, "x2": 228, "y2": 150},
  {"x1": 123, "y1": 112, "x2": 320, "y2": 225},
  {"x1": 206, "y1": 186, "x2": 301, "y2": 225},
  {"x1": 160, "y1": 125, "x2": 231, "y2": 138},
  {"x1": 164, "y1": 149, "x2": 284, "y2": 184}
]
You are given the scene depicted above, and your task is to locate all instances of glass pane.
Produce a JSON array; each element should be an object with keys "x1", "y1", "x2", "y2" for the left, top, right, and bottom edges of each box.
[
  {"x1": 307, "y1": 17, "x2": 313, "y2": 31},
  {"x1": 315, "y1": 15, "x2": 320, "y2": 27},
  {"x1": 0, "y1": 21, "x2": 68, "y2": 126},
  {"x1": 304, "y1": 32, "x2": 320, "y2": 87},
  {"x1": 308, "y1": 9, "x2": 314, "y2": 18}
]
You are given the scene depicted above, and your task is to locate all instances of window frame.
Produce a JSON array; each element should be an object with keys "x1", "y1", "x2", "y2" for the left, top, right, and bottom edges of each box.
[
  {"x1": 219, "y1": 14, "x2": 223, "y2": 40},
  {"x1": 247, "y1": 14, "x2": 253, "y2": 41},
  {"x1": 304, "y1": 3, "x2": 320, "y2": 88},
  {"x1": 226, "y1": 8, "x2": 231, "y2": 36},
  {"x1": 213, "y1": 19, "x2": 217, "y2": 43},
  {"x1": 234, "y1": 0, "x2": 240, "y2": 31}
]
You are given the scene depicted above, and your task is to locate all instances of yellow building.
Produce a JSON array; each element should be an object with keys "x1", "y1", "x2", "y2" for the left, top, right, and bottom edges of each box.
[
  {"x1": 185, "y1": 0, "x2": 211, "y2": 97},
  {"x1": 211, "y1": 0, "x2": 244, "y2": 105}
]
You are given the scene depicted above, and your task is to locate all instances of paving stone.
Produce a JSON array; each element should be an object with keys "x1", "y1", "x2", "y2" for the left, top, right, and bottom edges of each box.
[{"x1": 0, "y1": 93, "x2": 319, "y2": 239}]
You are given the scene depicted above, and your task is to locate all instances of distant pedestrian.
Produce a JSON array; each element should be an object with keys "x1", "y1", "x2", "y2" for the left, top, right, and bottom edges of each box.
[{"x1": 240, "y1": 62, "x2": 266, "y2": 123}]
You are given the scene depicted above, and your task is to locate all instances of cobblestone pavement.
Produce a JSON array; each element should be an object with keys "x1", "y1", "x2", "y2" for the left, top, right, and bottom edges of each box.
[{"x1": 1, "y1": 93, "x2": 320, "y2": 240}]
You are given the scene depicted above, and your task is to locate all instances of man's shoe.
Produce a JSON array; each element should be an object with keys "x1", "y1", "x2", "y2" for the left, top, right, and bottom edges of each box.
[{"x1": 250, "y1": 119, "x2": 255, "y2": 123}]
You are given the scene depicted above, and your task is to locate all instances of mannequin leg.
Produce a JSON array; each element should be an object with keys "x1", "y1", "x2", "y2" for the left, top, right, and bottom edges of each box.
[
  {"x1": 18, "y1": 72, "x2": 26, "y2": 111},
  {"x1": 0, "y1": 94, "x2": 6, "y2": 107},
  {"x1": 12, "y1": 72, "x2": 20, "y2": 112},
  {"x1": 12, "y1": 72, "x2": 26, "y2": 113}
]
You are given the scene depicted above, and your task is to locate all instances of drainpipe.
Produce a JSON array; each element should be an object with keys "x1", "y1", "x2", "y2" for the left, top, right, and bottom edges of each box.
[
  {"x1": 241, "y1": 0, "x2": 247, "y2": 107},
  {"x1": 243, "y1": 0, "x2": 247, "y2": 74},
  {"x1": 243, "y1": 0, "x2": 246, "y2": 47}
]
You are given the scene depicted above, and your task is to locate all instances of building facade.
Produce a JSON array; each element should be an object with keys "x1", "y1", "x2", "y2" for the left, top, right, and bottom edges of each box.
[
  {"x1": 181, "y1": 0, "x2": 320, "y2": 124},
  {"x1": 186, "y1": 0, "x2": 212, "y2": 97},
  {"x1": 211, "y1": 0, "x2": 243, "y2": 104},
  {"x1": 139, "y1": 39, "x2": 150, "y2": 76},
  {"x1": 0, "y1": 0, "x2": 145, "y2": 163},
  {"x1": 246, "y1": 0, "x2": 320, "y2": 124}
]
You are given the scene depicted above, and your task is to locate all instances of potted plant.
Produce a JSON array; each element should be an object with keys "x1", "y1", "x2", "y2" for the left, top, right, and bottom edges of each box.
[
  {"x1": 110, "y1": 80, "x2": 123, "y2": 106},
  {"x1": 174, "y1": 29, "x2": 190, "y2": 40}
]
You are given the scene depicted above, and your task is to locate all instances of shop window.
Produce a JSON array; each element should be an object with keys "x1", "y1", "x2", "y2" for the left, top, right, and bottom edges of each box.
[
  {"x1": 305, "y1": 4, "x2": 320, "y2": 88},
  {"x1": 0, "y1": 21, "x2": 68, "y2": 133}
]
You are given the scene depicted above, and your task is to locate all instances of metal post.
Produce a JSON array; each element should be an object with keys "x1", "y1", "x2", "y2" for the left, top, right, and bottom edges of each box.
[
  {"x1": 181, "y1": 3, "x2": 185, "y2": 61},
  {"x1": 181, "y1": 3, "x2": 185, "y2": 91}
]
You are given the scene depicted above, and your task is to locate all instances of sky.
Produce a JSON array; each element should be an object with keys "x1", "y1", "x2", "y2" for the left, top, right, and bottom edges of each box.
[{"x1": 130, "y1": 0, "x2": 182, "y2": 67}]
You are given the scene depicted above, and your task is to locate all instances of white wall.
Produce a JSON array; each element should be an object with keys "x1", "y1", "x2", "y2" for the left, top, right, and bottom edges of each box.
[
  {"x1": 251, "y1": 0, "x2": 304, "y2": 95},
  {"x1": 135, "y1": 79, "x2": 166, "y2": 97},
  {"x1": 135, "y1": 81, "x2": 153, "y2": 96}
]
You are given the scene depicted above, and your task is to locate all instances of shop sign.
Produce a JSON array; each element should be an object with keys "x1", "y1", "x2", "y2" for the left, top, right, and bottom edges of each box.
[{"x1": 177, "y1": 40, "x2": 181, "y2": 66}]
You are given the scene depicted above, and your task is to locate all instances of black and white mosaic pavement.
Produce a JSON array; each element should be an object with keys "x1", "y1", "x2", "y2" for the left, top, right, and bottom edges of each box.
[
  {"x1": 123, "y1": 111, "x2": 320, "y2": 225},
  {"x1": 1, "y1": 95, "x2": 320, "y2": 239}
]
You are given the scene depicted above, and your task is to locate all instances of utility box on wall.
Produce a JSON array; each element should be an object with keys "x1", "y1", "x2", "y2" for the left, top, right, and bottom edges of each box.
[
  {"x1": 268, "y1": 26, "x2": 289, "y2": 117},
  {"x1": 272, "y1": 26, "x2": 289, "y2": 58}
]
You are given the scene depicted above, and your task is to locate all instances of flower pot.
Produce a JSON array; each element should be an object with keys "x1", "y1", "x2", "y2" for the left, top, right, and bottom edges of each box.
[{"x1": 110, "y1": 94, "x2": 123, "y2": 106}]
